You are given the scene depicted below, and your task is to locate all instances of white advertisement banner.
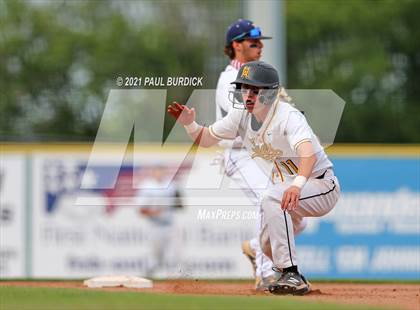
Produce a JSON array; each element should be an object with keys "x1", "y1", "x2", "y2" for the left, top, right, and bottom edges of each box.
[
  {"x1": 31, "y1": 152, "x2": 259, "y2": 278},
  {"x1": 28, "y1": 150, "x2": 420, "y2": 280},
  {"x1": 0, "y1": 155, "x2": 26, "y2": 278}
]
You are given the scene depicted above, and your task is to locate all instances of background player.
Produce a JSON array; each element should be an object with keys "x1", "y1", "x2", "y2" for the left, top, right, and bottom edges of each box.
[
  {"x1": 136, "y1": 165, "x2": 184, "y2": 277},
  {"x1": 215, "y1": 19, "x2": 276, "y2": 290},
  {"x1": 167, "y1": 61, "x2": 341, "y2": 295}
]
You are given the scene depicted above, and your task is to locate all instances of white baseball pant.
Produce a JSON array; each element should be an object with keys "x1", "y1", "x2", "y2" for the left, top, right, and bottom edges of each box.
[
  {"x1": 224, "y1": 148, "x2": 275, "y2": 278},
  {"x1": 260, "y1": 169, "x2": 340, "y2": 268}
]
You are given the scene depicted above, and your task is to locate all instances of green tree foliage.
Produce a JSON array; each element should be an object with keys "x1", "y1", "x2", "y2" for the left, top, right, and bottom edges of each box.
[
  {"x1": 0, "y1": 0, "x2": 205, "y2": 141},
  {"x1": 1, "y1": 0, "x2": 419, "y2": 143},
  {"x1": 287, "y1": 0, "x2": 420, "y2": 142}
]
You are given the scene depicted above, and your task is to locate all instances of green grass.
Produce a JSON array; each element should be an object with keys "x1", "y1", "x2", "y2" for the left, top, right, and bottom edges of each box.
[
  {"x1": 307, "y1": 278, "x2": 420, "y2": 284},
  {"x1": 2, "y1": 278, "x2": 419, "y2": 284},
  {"x1": 0, "y1": 286, "x2": 382, "y2": 310}
]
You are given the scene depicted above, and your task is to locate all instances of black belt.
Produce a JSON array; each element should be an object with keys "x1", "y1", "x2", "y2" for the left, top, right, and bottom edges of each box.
[{"x1": 315, "y1": 170, "x2": 327, "y2": 179}]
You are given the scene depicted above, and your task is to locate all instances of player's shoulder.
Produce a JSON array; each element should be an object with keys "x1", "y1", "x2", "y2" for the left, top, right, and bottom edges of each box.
[
  {"x1": 227, "y1": 106, "x2": 246, "y2": 119},
  {"x1": 218, "y1": 106, "x2": 247, "y2": 126},
  {"x1": 278, "y1": 101, "x2": 299, "y2": 113},
  {"x1": 273, "y1": 101, "x2": 296, "y2": 120},
  {"x1": 270, "y1": 101, "x2": 303, "y2": 130},
  {"x1": 223, "y1": 63, "x2": 238, "y2": 74},
  {"x1": 217, "y1": 64, "x2": 238, "y2": 84}
]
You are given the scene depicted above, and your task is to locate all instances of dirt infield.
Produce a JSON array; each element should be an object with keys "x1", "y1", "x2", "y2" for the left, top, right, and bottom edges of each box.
[{"x1": 1, "y1": 280, "x2": 419, "y2": 310}]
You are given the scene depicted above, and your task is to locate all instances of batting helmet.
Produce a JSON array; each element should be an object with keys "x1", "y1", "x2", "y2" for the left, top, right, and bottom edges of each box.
[
  {"x1": 231, "y1": 61, "x2": 279, "y2": 89},
  {"x1": 229, "y1": 61, "x2": 280, "y2": 108}
]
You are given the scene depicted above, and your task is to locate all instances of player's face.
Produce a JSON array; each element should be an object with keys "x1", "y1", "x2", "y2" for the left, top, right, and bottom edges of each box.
[
  {"x1": 241, "y1": 84, "x2": 264, "y2": 113},
  {"x1": 241, "y1": 39, "x2": 263, "y2": 61}
]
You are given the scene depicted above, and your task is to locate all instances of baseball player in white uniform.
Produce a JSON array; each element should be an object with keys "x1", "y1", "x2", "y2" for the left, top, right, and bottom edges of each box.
[
  {"x1": 215, "y1": 19, "x2": 276, "y2": 290},
  {"x1": 167, "y1": 61, "x2": 340, "y2": 295},
  {"x1": 136, "y1": 166, "x2": 183, "y2": 277}
]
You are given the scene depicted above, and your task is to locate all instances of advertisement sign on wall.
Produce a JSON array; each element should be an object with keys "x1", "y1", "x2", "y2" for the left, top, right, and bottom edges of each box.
[
  {"x1": 2, "y1": 147, "x2": 419, "y2": 280},
  {"x1": 297, "y1": 158, "x2": 420, "y2": 279},
  {"x1": 31, "y1": 152, "x2": 258, "y2": 278},
  {"x1": 0, "y1": 155, "x2": 26, "y2": 278}
]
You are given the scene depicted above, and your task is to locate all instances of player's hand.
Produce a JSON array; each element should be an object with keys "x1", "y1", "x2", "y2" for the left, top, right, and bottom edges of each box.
[
  {"x1": 281, "y1": 186, "x2": 301, "y2": 211},
  {"x1": 167, "y1": 102, "x2": 196, "y2": 126}
]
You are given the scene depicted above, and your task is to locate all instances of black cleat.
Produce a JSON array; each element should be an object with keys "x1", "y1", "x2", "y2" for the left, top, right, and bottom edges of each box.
[{"x1": 268, "y1": 271, "x2": 311, "y2": 296}]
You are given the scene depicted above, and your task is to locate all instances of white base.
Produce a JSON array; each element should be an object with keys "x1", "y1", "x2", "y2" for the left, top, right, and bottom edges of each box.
[{"x1": 83, "y1": 275, "x2": 153, "y2": 289}]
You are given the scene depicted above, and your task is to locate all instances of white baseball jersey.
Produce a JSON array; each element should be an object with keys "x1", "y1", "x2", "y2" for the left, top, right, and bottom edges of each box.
[
  {"x1": 136, "y1": 178, "x2": 183, "y2": 276},
  {"x1": 209, "y1": 99, "x2": 333, "y2": 182},
  {"x1": 216, "y1": 60, "x2": 242, "y2": 117},
  {"x1": 209, "y1": 96, "x2": 341, "y2": 270}
]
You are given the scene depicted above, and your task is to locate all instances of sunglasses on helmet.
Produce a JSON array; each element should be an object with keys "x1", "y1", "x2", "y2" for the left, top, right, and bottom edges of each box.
[{"x1": 231, "y1": 27, "x2": 262, "y2": 42}]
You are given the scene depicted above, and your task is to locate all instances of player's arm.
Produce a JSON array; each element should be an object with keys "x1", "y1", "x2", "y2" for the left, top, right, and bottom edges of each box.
[
  {"x1": 167, "y1": 102, "x2": 220, "y2": 148},
  {"x1": 280, "y1": 141, "x2": 316, "y2": 211},
  {"x1": 281, "y1": 112, "x2": 318, "y2": 211},
  {"x1": 294, "y1": 140, "x2": 317, "y2": 179}
]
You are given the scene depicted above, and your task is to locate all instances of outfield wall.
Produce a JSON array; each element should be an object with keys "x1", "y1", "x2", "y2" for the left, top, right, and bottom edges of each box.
[{"x1": 0, "y1": 144, "x2": 419, "y2": 279}]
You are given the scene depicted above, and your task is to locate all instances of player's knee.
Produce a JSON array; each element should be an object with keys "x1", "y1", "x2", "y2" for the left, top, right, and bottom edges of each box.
[{"x1": 293, "y1": 217, "x2": 308, "y2": 235}]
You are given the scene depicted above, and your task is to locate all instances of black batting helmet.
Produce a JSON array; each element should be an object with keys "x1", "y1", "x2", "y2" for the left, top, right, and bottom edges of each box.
[{"x1": 231, "y1": 61, "x2": 279, "y2": 89}]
